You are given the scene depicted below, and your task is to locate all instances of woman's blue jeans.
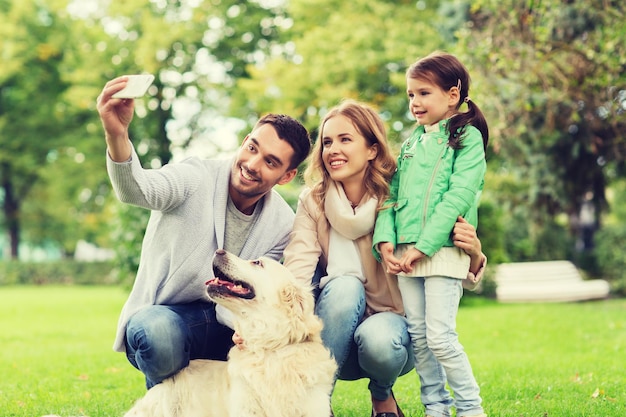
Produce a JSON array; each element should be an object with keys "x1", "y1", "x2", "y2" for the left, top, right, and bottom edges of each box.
[
  {"x1": 315, "y1": 275, "x2": 413, "y2": 401},
  {"x1": 124, "y1": 301, "x2": 234, "y2": 388}
]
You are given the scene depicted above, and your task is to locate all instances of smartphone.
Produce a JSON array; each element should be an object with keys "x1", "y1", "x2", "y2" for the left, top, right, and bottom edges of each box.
[{"x1": 112, "y1": 74, "x2": 155, "y2": 99}]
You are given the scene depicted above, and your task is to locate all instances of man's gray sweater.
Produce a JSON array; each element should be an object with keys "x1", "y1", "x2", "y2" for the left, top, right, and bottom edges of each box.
[{"x1": 107, "y1": 147, "x2": 295, "y2": 352}]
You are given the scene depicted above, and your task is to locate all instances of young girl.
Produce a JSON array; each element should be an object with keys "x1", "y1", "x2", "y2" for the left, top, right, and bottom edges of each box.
[{"x1": 373, "y1": 51, "x2": 489, "y2": 417}]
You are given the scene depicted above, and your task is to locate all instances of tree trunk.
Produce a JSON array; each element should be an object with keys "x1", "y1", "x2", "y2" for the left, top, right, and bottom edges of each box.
[{"x1": 1, "y1": 165, "x2": 20, "y2": 259}]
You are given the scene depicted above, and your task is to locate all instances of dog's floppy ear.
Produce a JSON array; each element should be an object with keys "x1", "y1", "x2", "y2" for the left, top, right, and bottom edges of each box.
[{"x1": 280, "y1": 282, "x2": 323, "y2": 344}]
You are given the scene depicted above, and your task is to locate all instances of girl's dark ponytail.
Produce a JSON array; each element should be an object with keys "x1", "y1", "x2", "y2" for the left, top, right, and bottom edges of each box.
[{"x1": 448, "y1": 99, "x2": 489, "y2": 152}]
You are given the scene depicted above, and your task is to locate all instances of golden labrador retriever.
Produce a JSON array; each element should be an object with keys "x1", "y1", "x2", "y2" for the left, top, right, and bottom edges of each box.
[{"x1": 124, "y1": 249, "x2": 336, "y2": 417}]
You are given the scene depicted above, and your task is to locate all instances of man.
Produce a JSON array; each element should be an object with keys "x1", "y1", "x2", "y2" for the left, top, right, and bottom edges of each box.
[{"x1": 96, "y1": 76, "x2": 311, "y2": 388}]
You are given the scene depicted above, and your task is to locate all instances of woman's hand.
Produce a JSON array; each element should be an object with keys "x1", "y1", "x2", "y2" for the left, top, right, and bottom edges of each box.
[
  {"x1": 452, "y1": 216, "x2": 481, "y2": 257},
  {"x1": 452, "y1": 216, "x2": 485, "y2": 275}
]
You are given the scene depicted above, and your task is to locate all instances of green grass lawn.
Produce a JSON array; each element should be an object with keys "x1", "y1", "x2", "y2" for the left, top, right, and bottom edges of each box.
[{"x1": 1, "y1": 286, "x2": 625, "y2": 416}]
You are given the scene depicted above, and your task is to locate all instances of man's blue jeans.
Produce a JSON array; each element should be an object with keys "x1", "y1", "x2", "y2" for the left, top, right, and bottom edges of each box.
[
  {"x1": 124, "y1": 301, "x2": 233, "y2": 388},
  {"x1": 315, "y1": 275, "x2": 414, "y2": 401}
]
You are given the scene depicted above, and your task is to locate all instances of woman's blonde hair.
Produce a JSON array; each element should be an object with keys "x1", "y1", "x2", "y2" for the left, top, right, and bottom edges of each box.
[{"x1": 304, "y1": 99, "x2": 397, "y2": 209}]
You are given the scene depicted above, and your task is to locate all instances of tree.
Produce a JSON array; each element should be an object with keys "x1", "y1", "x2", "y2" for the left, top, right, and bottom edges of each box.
[
  {"x1": 1, "y1": 0, "x2": 294, "y2": 259},
  {"x1": 80, "y1": 0, "x2": 297, "y2": 275},
  {"x1": 0, "y1": 0, "x2": 78, "y2": 258},
  {"x1": 230, "y1": 0, "x2": 446, "y2": 143},
  {"x1": 96, "y1": 0, "x2": 295, "y2": 162},
  {"x1": 455, "y1": 0, "x2": 626, "y2": 249}
]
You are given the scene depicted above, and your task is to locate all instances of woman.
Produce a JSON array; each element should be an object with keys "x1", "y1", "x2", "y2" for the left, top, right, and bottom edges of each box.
[{"x1": 282, "y1": 99, "x2": 486, "y2": 417}]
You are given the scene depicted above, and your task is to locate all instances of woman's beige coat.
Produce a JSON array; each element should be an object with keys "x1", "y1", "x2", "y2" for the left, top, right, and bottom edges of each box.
[{"x1": 283, "y1": 188, "x2": 405, "y2": 317}]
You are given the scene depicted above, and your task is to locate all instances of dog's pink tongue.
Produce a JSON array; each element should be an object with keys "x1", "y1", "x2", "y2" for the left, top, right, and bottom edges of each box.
[
  {"x1": 206, "y1": 278, "x2": 231, "y2": 287},
  {"x1": 206, "y1": 278, "x2": 250, "y2": 295}
]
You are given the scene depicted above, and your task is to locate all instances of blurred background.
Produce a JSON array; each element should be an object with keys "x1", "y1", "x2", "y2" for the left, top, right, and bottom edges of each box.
[{"x1": 1, "y1": 0, "x2": 625, "y2": 295}]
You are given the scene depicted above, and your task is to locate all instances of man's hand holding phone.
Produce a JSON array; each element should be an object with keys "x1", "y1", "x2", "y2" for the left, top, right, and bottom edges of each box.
[
  {"x1": 97, "y1": 75, "x2": 154, "y2": 162},
  {"x1": 111, "y1": 74, "x2": 155, "y2": 99}
]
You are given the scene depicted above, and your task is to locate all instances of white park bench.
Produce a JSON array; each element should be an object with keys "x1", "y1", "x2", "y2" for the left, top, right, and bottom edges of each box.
[{"x1": 495, "y1": 260, "x2": 610, "y2": 303}]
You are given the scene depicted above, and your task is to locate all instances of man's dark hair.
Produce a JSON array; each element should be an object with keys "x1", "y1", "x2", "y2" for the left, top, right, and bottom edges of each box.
[{"x1": 255, "y1": 114, "x2": 311, "y2": 170}]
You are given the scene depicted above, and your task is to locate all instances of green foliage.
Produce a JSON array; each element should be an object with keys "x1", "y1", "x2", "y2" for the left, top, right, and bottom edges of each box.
[
  {"x1": 0, "y1": 260, "x2": 117, "y2": 285},
  {"x1": 0, "y1": 0, "x2": 126, "y2": 258},
  {"x1": 232, "y1": 0, "x2": 445, "y2": 142},
  {"x1": 593, "y1": 224, "x2": 626, "y2": 296},
  {"x1": 1, "y1": 0, "x2": 626, "y2": 276},
  {"x1": 90, "y1": 0, "x2": 300, "y2": 267},
  {"x1": 0, "y1": 0, "x2": 75, "y2": 257},
  {"x1": 108, "y1": 203, "x2": 150, "y2": 288},
  {"x1": 536, "y1": 220, "x2": 575, "y2": 261},
  {"x1": 455, "y1": 0, "x2": 626, "y2": 239},
  {"x1": 1, "y1": 0, "x2": 305, "y2": 261},
  {"x1": 20, "y1": 148, "x2": 115, "y2": 256},
  {"x1": 478, "y1": 168, "x2": 576, "y2": 265},
  {"x1": 476, "y1": 200, "x2": 508, "y2": 264},
  {"x1": 499, "y1": 210, "x2": 575, "y2": 262},
  {"x1": 602, "y1": 178, "x2": 626, "y2": 225}
]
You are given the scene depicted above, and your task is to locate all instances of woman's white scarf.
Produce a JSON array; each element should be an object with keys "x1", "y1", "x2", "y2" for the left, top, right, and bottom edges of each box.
[
  {"x1": 320, "y1": 181, "x2": 378, "y2": 288},
  {"x1": 325, "y1": 181, "x2": 378, "y2": 239}
]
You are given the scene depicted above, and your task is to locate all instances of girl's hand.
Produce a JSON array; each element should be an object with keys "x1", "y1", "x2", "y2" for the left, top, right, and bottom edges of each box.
[
  {"x1": 399, "y1": 247, "x2": 426, "y2": 273},
  {"x1": 378, "y1": 242, "x2": 403, "y2": 274}
]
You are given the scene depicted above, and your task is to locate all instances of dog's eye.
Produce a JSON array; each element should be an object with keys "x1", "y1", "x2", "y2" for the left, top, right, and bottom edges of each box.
[{"x1": 251, "y1": 260, "x2": 263, "y2": 267}]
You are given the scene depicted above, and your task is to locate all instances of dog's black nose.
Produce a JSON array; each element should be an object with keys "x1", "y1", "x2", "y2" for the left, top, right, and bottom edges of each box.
[{"x1": 215, "y1": 249, "x2": 226, "y2": 256}]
